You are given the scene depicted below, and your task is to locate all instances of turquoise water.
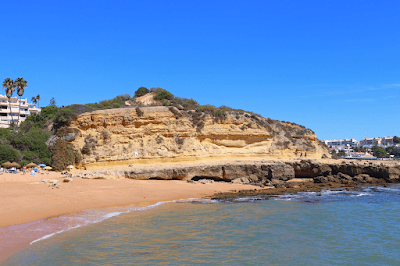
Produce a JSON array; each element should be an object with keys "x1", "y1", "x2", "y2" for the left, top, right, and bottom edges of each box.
[{"x1": 4, "y1": 185, "x2": 400, "y2": 265}]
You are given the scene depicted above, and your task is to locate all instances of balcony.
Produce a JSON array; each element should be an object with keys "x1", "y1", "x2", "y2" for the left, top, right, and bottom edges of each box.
[{"x1": 0, "y1": 109, "x2": 10, "y2": 114}]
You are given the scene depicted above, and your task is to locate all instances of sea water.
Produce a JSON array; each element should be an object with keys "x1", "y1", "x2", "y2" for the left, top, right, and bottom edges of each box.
[{"x1": 3, "y1": 185, "x2": 400, "y2": 265}]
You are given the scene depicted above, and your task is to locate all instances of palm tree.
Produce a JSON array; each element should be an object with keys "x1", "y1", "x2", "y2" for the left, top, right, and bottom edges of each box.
[
  {"x1": 31, "y1": 96, "x2": 37, "y2": 105},
  {"x1": 36, "y1": 94, "x2": 41, "y2": 108},
  {"x1": 15, "y1": 77, "x2": 28, "y2": 129},
  {"x1": 2, "y1": 78, "x2": 15, "y2": 130}
]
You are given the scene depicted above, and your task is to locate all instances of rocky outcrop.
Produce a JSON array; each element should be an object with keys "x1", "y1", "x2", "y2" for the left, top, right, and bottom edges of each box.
[
  {"x1": 64, "y1": 107, "x2": 329, "y2": 169},
  {"x1": 72, "y1": 160, "x2": 400, "y2": 187},
  {"x1": 288, "y1": 160, "x2": 400, "y2": 183}
]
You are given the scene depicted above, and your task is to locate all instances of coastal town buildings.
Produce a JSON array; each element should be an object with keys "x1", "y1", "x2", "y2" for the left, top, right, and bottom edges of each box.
[
  {"x1": 325, "y1": 136, "x2": 398, "y2": 148},
  {"x1": 359, "y1": 137, "x2": 382, "y2": 147},
  {"x1": 359, "y1": 137, "x2": 396, "y2": 148},
  {"x1": 0, "y1": 94, "x2": 41, "y2": 128},
  {"x1": 324, "y1": 138, "x2": 358, "y2": 147},
  {"x1": 326, "y1": 136, "x2": 399, "y2": 160}
]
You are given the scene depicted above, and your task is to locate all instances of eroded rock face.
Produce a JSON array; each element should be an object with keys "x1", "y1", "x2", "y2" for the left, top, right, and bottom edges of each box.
[
  {"x1": 66, "y1": 107, "x2": 329, "y2": 168},
  {"x1": 72, "y1": 160, "x2": 400, "y2": 188}
]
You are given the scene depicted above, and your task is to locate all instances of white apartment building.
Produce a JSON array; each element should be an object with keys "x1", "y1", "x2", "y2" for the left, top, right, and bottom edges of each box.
[
  {"x1": 324, "y1": 138, "x2": 359, "y2": 147},
  {"x1": 381, "y1": 137, "x2": 394, "y2": 146},
  {"x1": 0, "y1": 94, "x2": 41, "y2": 128},
  {"x1": 359, "y1": 137, "x2": 382, "y2": 147}
]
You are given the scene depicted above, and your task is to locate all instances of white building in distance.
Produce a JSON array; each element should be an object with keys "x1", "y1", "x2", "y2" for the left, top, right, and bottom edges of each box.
[
  {"x1": 325, "y1": 136, "x2": 398, "y2": 148},
  {"x1": 324, "y1": 138, "x2": 359, "y2": 147},
  {"x1": 0, "y1": 94, "x2": 41, "y2": 128},
  {"x1": 359, "y1": 137, "x2": 395, "y2": 147}
]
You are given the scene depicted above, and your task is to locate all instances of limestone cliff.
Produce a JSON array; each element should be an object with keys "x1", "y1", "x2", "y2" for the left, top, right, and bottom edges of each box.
[{"x1": 64, "y1": 106, "x2": 329, "y2": 169}]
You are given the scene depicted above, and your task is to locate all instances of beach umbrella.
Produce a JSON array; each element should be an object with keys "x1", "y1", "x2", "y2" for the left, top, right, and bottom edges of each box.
[
  {"x1": 25, "y1": 162, "x2": 38, "y2": 168},
  {"x1": 2, "y1": 161, "x2": 12, "y2": 168},
  {"x1": 38, "y1": 164, "x2": 46, "y2": 168},
  {"x1": 67, "y1": 165, "x2": 74, "y2": 169},
  {"x1": 43, "y1": 166, "x2": 53, "y2": 170},
  {"x1": 10, "y1": 162, "x2": 21, "y2": 168}
]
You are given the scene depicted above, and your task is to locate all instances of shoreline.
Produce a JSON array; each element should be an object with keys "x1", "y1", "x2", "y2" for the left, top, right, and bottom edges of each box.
[
  {"x1": 208, "y1": 180, "x2": 394, "y2": 200},
  {"x1": 2, "y1": 181, "x2": 397, "y2": 264},
  {"x1": 0, "y1": 171, "x2": 261, "y2": 263},
  {"x1": 0, "y1": 174, "x2": 262, "y2": 229},
  {"x1": 1, "y1": 199, "x2": 197, "y2": 263},
  {"x1": 2, "y1": 158, "x2": 399, "y2": 263}
]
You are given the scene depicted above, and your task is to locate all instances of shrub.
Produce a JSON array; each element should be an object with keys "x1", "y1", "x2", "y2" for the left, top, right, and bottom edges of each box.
[
  {"x1": 0, "y1": 144, "x2": 20, "y2": 164},
  {"x1": 0, "y1": 129, "x2": 12, "y2": 142},
  {"x1": 372, "y1": 146, "x2": 389, "y2": 158},
  {"x1": 53, "y1": 107, "x2": 77, "y2": 131},
  {"x1": 150, "y1": 87, "x2": 161, "y2": 93},
  {"x1": 56, "y1": 127, "x2": 81, "y2": 142},
  {"x1": 10, "y1": 128, "x2": 52, "y2": 162},
  {"x1": 154, "y1": 89, "x2": 174, "y2": 101},
  {"x1": 41, "y1": 105, "x2": 59, "y2": 117},
  {"x1": 21, "y1": 105, "x2": 60, "y2": 130},
  {"x1": 48, "y1": 139, "x2": 81, "y2": 171},
  {"x1": 81, "y1": 143, "x2": 91, "y2": 155},
  {"x1": 114, "y1": 94, "x2": 131, "y2": 101},
  {"x1": 68, "y1": 104, "x2": 93, "y2": 115},
  {"x1": 191, "y1": 112, "x2": 205, "y2": 132},
  {"x1": 195, "y1": 105, "x2": 228, "y2": 122},
  {"x1": 100, "y1": 130, "x2": 110, "y2": 144},
  {"x1": 134, "y1": 87, "x2": 149, "y2": 98},
  {"x1": 196, "y1": 104, "x2": 216, "y2": 113},
  {"x1": 161, "y1": 99, "x2": 170, "y2": 106}
]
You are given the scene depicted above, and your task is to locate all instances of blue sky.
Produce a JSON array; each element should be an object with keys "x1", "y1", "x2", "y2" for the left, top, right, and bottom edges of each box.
[{"x1": 1, "y1": 0, "x2": 399, "y2": 140}]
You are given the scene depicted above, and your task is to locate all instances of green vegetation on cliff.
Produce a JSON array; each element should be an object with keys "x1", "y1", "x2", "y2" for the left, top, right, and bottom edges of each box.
[
  {"x1": 0, "y1": 86, "x2": 346, "y2": 169},
  {"x1": 0, "y1": 105, "x2": 80, "y2": 169}
]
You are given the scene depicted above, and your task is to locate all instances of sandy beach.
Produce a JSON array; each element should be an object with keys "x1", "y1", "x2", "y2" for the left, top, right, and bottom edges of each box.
[
  {"x1": 1, "y1": 157, "x2": 394, "y2": 228},
  {"x1": 0, "y1": 170, "x2": 259, "y2": 262},
  {"x1": 0, "y1": 171, "x2": 259, "y2": 228}
]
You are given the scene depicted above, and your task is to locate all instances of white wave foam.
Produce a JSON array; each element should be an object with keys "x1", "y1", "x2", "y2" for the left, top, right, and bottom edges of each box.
[
  {"x1": 375, "y1": 186, "x2": 400, "y2": 192},
  {"x1": 29, "y1": 198, "x2": 202, "y2": 246},
  {"x1": 273, "y1": 195, "x2": 297, "y2": 201},
  {"x1": 30, "y1": 225, "x2": 81, "y2": 245},
  {"x1": 103, "y1": 212, "x2": 123, "y2": 218},
  {"x1": 351, "y1": 192, "x2": 372, "y2": 197},
  {"x1": 232, "y1": 196, "x2": 263, "y2": 202},
  {"x1": 320, "y1": 189, "x2": 346, "y2": 196}
]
